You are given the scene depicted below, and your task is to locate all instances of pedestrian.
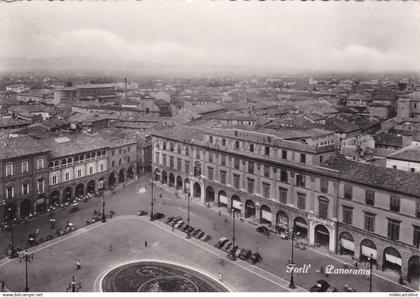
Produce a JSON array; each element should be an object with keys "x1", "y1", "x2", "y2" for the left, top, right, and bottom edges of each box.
[
  {"x1": 320, "y1": 266, "x2": 324, "y2": 275},
  {"x1": 172, "y1": 225, "x2": 175, "y2": 232},
  {"x1": 218, "y1": 210, "x2": 221, "y2": 216},
  {"x1": 76, "y1": 259, "x2": 81, "y2": 270},
  {"x1": 109, "y1": 243, "x2": 113, "y2": 252},
  {"x1": 224, "y1": 218, "x2": 228, "y2": 224},
  {"x1": 218, "y1": 272, "x2": 223, "y2": 282},
  {"x1": 160, "y1": 194, "x2": 163, "y2": 199},
  {"x1": 123, "y1": 183, "x2": 126, "y2": 188},
  {"x1": 145, "y1": 240, "x2": 148, "y2": 247},
  {"x1": 1, "y1": 281, "x2": 5, "y2": 292}
]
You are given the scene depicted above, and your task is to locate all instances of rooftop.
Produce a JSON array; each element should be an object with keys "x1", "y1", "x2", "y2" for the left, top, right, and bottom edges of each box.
[
  {"x1": 322, "y1": 154, "x2": 420, "y2": 197},
  {"x1": 0, "y1": 135, "x2": 50, "y2": 160}
]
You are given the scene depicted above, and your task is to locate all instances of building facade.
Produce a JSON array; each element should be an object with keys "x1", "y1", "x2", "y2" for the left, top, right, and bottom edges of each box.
[
  {"x1": 0, "y1": 136, "x2": 50, "y2": 222},
  {"x1": 151, "y1": 126, "x2": 420, "y2": 283}
]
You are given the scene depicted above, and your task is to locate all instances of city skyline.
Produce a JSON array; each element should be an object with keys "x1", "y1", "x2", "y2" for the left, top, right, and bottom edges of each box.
[{"x1": 1, "y1": 1, "x2": 419, "y2": 73}]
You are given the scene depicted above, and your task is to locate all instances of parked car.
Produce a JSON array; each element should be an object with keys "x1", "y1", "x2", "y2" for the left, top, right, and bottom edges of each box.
[
  {"x1": 165, "y1": 217, "x2": 175, "y2": 224},
  {"x1": 28, "y1": 228, "x2": 40, "y2": 245},
  {"x1": 181, "y1": 224, "x2": 190, "y2": 232},
  {"x1": 175, "y1": 221, "x2": 184, "y2": 229},
  {"x1": 195, "y1": 231, "x2": 205, "y2": 239},
  {"x1": 69, "y1": 203, "x2": 79, "y2": 213},
  {"x1": 199, "y1": 234, "x2": 210, "y2": 242},
  {"x1": 192, "y1": 229, "x2": 201, "y2": 236},
  {"x1": 227, "y1": 251, "x2": 237, "y2": 260},
  {"x1": 153, "y1": 212, "x2": 165, "y2": 220},
  {"x1": 248, "y1": 253, "x2": 262, "y2": 264},
  {"x1": 310, "y1": 280, "x2": 330, "y2": 292},
  {"x1": 222, "y1": 241, "x2": 233, "y2": 252},
  {"x1": 235, "y1": 248, "x2": 244, "y2": 258},
  {"x1": 215, "y1": 237, "x2": 229, "y2": 249},
  {"x1": 238, "y1": 249, "x2": 252, "y2": 260},
  {"x1": 226, "y1": 245, "x2": 238, "y2": 255},
  {"x1": 56, "y1": 229, "x2": 67, "y2": 236},
  {"x1": 137, "y1": 210, "x2": 148, "y2": 216},
  {"x1": 256, "y1": 226, "x2": 269, "y2": 236}
]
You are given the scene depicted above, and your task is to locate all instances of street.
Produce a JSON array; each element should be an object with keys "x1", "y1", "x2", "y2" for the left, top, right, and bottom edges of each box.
[{"x1": 0, "y1": 176, "x2": 416, "y2": 292}]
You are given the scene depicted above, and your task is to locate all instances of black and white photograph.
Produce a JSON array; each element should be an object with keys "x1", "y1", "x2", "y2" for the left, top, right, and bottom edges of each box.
[{"x1": 0, "y1": 0, "x2": 419, "y2": 294}]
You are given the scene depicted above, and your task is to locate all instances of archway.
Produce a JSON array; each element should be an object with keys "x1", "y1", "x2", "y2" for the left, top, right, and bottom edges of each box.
[
  {"x1": 20, "y1": 199, "x2": 32, "y2": 218},
  {"x1": 260, "y1": 205, "x2": 272, "y2": 225},
  {"x1": 294, "y1": 217, "x2": 308, "y2": 239},
  {"x1": 218, "y1": 190, "x2": 228, "y2": 208},
  {"x1": 193, "y1": 182, "x2": 201, "y2": 199},
  {"x1": 408, "y1": 256, "x2": 420, "y2": 284},
  {"x1": 276, "y1": 210, "x2": 289, "y2": 233},
  {"x1": 184, "y1": 178, "x2": 190, "y2": 193},
  {"x1": 244, "y1": 200, "x2": 255, "y2": 218},
  {"x1": 176, "y1": 176, "x2": 183, "y2": 190},
  {"x1": 109, "y1": 172, "x2": 117, "y2": 188},
  {"x1": 154, "y1": 169, "x2": 161, "y2": 182},
  {"x1": 118, "y1": 169, "x2": 125, "y2": 183},
  {"x1": 35, "y1": 195, "x2": 47, "y2": 213},
  {"x1": 360, "y1": 239, "x2": 377, "y2": 265},
  {"x1": 383, "y1": 247, "x2": 402, "y2": 274},
  {"x1": 75, "y1": 183, "x2": 84, "y2": 197},
  {"x1": 162, "y1": 171, "x2": 168, "y2": 184},
  {"x1": 98, "y1": 177, "x2": 105, "y2": 191},
  {"x1": 49, "y1": 191, "x2": 60, "y2": 205},
  {"x1": 231, "y1": 195, "x2": 241, "y2": 213},
  {"x1": 4, "y1": 204, "x2": 17, "y2": 220},
  {"x1": 87, "y1": 180, "x2": 95, "y2": 193},
  {"x1": 314, "y1": 224, "x2": 330, "y2": 248},
  {"x1": 63, "y1": 187, "x2": 73, "y2": 202},
  {"x1": 339, "y1": 232, "x2": 355, "y2": 257},
  {"x1": 127, "y1": 166, "x2": 134, "y2": 180},
  {"x1": 168, "y1": 173, "x2": 175, "y2": 187},
  {"x1": 206, "y1": 186, "x2": 215, "y2": 203}
]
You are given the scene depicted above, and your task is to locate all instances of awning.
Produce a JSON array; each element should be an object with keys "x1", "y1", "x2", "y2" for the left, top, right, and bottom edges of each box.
[
  {"x1": 36, "y1": 198, "x2": 46, "y2": 205},
  {"x1": 295, "y1": 221, "x2": 308, "y2": 229},
  {"x1": 261, "y1": 210, "x2": 272, "y2": 222},
  {"x1": 316, "y1": 228, "x2": 330, "y2": 236},
  {"x1": 219, "y1": 194, "x2": 228, "y2": 205},
  {"x1": 340, "y1": 238, "x2": 355, "y2": 251},
  {"x1": 361, "y1": 246, "x2": 377, "y2": 259},
  {"x1": 385, "y1": 254, "x2": 402, "y2": 266},
  {"x1": 232, "y1": 200, "x2": 241, "y2": 210}
]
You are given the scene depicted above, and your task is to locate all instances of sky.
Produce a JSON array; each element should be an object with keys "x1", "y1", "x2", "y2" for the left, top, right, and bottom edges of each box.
[{"x1": 0, "y1": 1, "x2": 419, "y2": 72}]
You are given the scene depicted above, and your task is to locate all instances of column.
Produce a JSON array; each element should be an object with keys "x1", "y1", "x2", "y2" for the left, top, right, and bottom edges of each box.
[
  {"x1": 309, "y1": 220, "x2": 315, "y2": 246},
  {"x1": 289, "y1": 171, "x2": 295, "y2": 206},
  {"x1": 309, "y1": 175, "x2": 315, "y2": 212},
  {"x1": 329, "y1": 226, "x2": 336, "y2": 253}
]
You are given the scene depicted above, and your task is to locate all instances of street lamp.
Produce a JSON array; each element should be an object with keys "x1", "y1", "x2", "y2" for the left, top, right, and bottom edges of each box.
[
  {"x1": 66, "y1": 275, "x2": 82, "y2": 292},
  {"x1": 101, "y1": 190, "x2": 106, "y2": 223},
  {"x1": 19, "y1": 249, "x2": 34, "y2": 292},
  {"x1": 150, "y1": 179, "x2": 154, "y2": 221},
  {"x1": 230, "y1": 205, "x2": 241, "y2": 248},
  {"x1": 288, "y1": 228, "x2": 300, "y2": 289},
  {"x1": 368, "y1": 254, "x2": 373, "y2": 292},
  {"x1": 186, "y1": 191, "x2": 191, "y2": 239},
  {"x1": 6, "y1": 207, "x2": 17, "y2": 259}
]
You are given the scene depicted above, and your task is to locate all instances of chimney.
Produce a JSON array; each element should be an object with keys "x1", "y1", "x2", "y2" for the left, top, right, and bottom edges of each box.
[{"x1": 124, "y1": 77, "x2": 128, "y2": 98}]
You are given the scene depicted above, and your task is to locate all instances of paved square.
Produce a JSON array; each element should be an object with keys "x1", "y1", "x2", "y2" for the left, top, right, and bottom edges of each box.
[{"x1": 0, "y1": 216, "x2": 301, "y2": 292}]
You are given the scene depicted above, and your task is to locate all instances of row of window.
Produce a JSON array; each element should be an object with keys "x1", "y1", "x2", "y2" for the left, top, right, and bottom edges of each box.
[
  {"x1": 155, "y1": 149, "x2": 416, "y2": 216},
  {"x1": 48, "y1": 151, "x2": 107, "y2": 169},
  {"x1": 51, "y1": 164, "x2": 105, "y2": 185},
  {"x1": 5, "y1": 159, "x2": 45, "y2": 176},
  {"x1": 5, "y1": 179, "x2": 45, "y2": 199},
  {"x1": 342, "y1": 206, "x2": 420, "y2": 247},
  {"x1": 156, "y1": 138, "x2": 310, "y2": 165}
]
